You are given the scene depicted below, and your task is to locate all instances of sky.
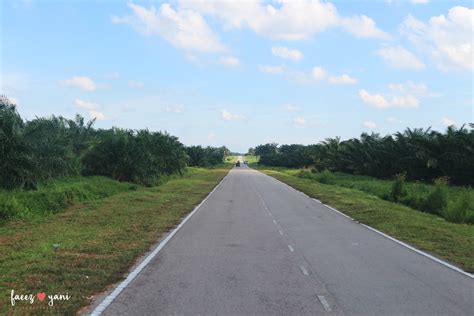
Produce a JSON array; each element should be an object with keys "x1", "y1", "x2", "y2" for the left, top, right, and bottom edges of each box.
[{"x1": 1, "y1": 0, "x2": 473, "y2": 152}]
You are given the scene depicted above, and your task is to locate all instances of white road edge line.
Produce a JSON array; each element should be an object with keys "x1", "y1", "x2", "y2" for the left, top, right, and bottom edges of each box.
[
  {"x1": 278, "y1": 229, "x2": 284, "y2": 236},
  {"x1": 260, "y1": 172, "x2": 474, "y2": 279},
  {"x1": 317, "y1": 295, "x2": 332, "y2": 312},
  {"x1": 360, "y1": 223, "x2": 474, "y2": 279},
  {"x1": 272, "y1": 219, "x2": 278, "y2": 225},
  {"x1": 323, "y1": 204, "x2": 353, "y2": 220},
  {"x1": 90, "y1": 172, "x2": 231, "y2": 315},
  {"x1": 288, "y1": 245, "x2": 295, "y2": 252},
  {"x1": 300, "y1": 265, "x2": 309, "y2": 276}
]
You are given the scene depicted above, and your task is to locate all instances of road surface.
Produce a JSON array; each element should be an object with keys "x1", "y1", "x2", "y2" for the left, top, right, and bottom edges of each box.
[{"x1": 100, "y1": 164, "x2": 473, "y2": 315}]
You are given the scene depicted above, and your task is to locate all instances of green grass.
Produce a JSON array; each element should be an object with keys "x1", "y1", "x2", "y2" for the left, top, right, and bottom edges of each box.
[
  {"x1": 242, "y1": 155, "x2": 259, "y2": 164},
  {"x1": 0, "y1": 176, "x2": 139, "y2": 222},
  {"x1": 299, "y1": 170, "x2": 474, "y2": 223},
  {"x1": 257, "y1": 168, "x2": 474, "y2": 273},
  {"x1": 0, "y1": 166, "x2": 230, "y2": 314},
  {"x1": 258, "y1": 167, "x2": 474, "y2": 224}
]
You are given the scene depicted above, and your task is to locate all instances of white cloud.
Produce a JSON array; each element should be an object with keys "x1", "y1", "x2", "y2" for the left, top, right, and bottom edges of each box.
[
  {"x1": 359, "y1": 82, "x2": 426, "y2": 109},
  {"x1": 311, "y1": 66, "x2": 357, "y2": 85},
  {"x1": 59, "y1": 76, "x2": 96, "y2": 91},
  {"x1": 411, "y1": 0, "x2": 430, "y2": 4},
  {"x1": 181, "y1": 0, "x2": 387, "y2": 41},
  {"x1": 375, "y1": 46, "x2": 425, "y2": 70},
  {"x1": 112, "y1": 2, "x2": 225, "y2": 53},
  {"x1": 221, "y1": 109, "x2": 244, "y2": 121},
  {"x1": 89, "y1": 110, "x2": 106, "y2": 121},
  {"x1": 389, "y1": 95, "x2": 419, "y2": 108},
  {"x1": 2, "y1": 96, "x2": 19, "y2": 105},
  {"x1": 218, "y1": 56, "x2": 240, "y2": 67},
  {"x1": 128, "y1": 80, "x2": 144, "y2": 88},
  {"x1": 312, "y1": 66, "x2": 327, "y2": 80},
  {"x1": 442, "y1": 117, "x2": 457, "y2": 127},
  {"x1": 284, "y1": 104, "x2": 300, "y2": 112},
  {"x1": 74, "y1": 99, "x2": 98, "y2": 110},
  {"x1": 293, "y1": 117, "x2": 306, "y2": 127},
  {"x1": 329, "y1": 74, "x2": 357, "y2": 85},
  {"x1": 363, "y1": 121, "x2": 377, "y2": 129},
  {"x1": 401, "y1": 6, "x2": 473, "y2": 71},
  {"x1": 388, "y1": 81, "x2": 428, "y2": 95},
  {"x1": 359, "y1": 89, "x2": 389, "y2": 108},
  {"x1": 258, "y1": 65, "x2": 285, "y2": 74},
  {"x1": 340, "y1": 15, "x2": 390, "y2": 39},
  {"x1": 164, "y1": 105, "x2": 184, "y2": 113},
  {"x1": 271, "y1": 46, "x2": 303, "y2": 61},
  {"x1": 73, "y1": 99, "x2": 106, "y2": 120}
]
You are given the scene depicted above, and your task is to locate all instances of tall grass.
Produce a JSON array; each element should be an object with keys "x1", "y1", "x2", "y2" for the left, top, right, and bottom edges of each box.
[
  {"x1": 391, "y1": 173, "x2": 406, "y2": 202},
  {"x1": 295, "y1": 170, "x2": 474, "y2": 224},
  {"x1": 0, "y1": 176, "x2": 138, "y2": 222}
]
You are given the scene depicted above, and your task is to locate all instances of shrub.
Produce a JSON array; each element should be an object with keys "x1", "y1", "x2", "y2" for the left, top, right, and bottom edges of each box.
[
  {"x1": 422, "y1": 177, "x2": 449, "y2": 215},
  {"x1": 296, "y1": 169, "x2": 334, "y2": 184},
  {"x1": 0, "y1": 197, "x2": 23, "y2": 220},
  {"x1": 297, "y1": 170, "x2": 313, "y2": 179},
  {"x1": 391, "y1": 173, "x2": 406, "y2": 202},
  {"x1": 317, "y1": 170, "x2": 335, "y2": 184},
  {"x1": 444, "y1": 189, "x2": 472, "y2": 223},
  {"x1": 465, "y1": 212, "x2": 474, "y2": 225}
]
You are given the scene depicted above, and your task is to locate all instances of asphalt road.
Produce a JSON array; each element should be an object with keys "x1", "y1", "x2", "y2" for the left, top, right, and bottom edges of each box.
[{"x1": 101, "y1": 164, "x2": 473, "y2": 315}]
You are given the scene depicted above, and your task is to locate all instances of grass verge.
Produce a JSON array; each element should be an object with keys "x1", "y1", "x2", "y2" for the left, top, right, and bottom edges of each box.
[
  {"x1": 258, "y1": 168, "x2": 474, "y2": 273},
  {"x1": 0, "y1": 166, "x2": 230, "y2": 315},
  {"x1": 0, "y1": 176, "x2": 139, "y2": 223},
  {"x1": 297, "y1": 170, "x2": 474, "y2": 223}
]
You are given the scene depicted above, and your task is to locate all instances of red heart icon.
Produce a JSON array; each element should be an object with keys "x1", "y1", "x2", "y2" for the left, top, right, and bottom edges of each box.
[{"x1": 37, "y1": 292, "x2": 46, "y2": 301}]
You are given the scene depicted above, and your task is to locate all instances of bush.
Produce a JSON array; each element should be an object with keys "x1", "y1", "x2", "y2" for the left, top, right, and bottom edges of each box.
[
  {"x1": 0, "y1": 176, "x2": 139, "y2": 222},
  {"x1": 82, "y1": 129, "x2": 187, "y2": 186},
  {"x1": 444, "y1": 189, "x2": 472, "y2": 223},
  {"x1": 465, "y1": 212, "x2": 474, "y2": 225},
  {"x1": 391, "y1": 173, "x2": 406, "y2": 202},
  {"x1": 297, "y1": 169, "x2": 334, "y2": 184},
  {"x1": 317, "y1": 170, "x2": 335, "y2": 184},
  {"x1": 422, "y1": 177, "x2": 449, "y2": 215},
  {"x1": 0, "y1": 197, "x2": 23, "y2": 220}
]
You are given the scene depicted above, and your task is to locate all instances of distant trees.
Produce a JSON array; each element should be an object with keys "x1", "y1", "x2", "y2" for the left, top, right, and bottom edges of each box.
[
  {"x1": 82, "y1": 129, "x2": 188, "y2": 186},
  {"x1": 0, "y1": 98, "x2": 224, "y2": 190},
  {"x1": 186, "y1": 146, "x2": 229, "y2": 167},
  {"x1": 254, "y1": 125, "x2": 474, "y2": 185},
  {"x1": 0, "y1": 98, "x2": 34, "y2": 189}
]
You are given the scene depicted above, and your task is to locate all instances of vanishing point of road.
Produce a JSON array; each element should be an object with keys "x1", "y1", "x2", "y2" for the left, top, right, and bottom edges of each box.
[{"x1": 99, "y1": 164, "x2": 473, "y2": 315}]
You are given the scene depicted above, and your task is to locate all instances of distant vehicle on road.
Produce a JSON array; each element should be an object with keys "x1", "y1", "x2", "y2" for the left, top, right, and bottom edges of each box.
[
  {"x1": 244, "y1": 161, "x2": 248, "y2": 165},
  {"x1": 236, "y1": 161, "x2": 241, "y2": 167}
]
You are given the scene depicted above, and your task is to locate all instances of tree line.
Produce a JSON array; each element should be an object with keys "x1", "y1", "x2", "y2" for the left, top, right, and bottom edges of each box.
[
  {"x1": 0, "y1": 98, "x2": 228, "y2": 189},
  {"x1": 252, "y1": 125, "x2": 474, "y2": 185}
]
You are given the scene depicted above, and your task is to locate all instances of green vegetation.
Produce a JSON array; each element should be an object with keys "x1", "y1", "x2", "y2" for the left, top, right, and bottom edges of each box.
[
  {"x1": 0, "y1": 98, "x2": 229, "y2": 192},
  {"x1": 186, "y1": 146, "x2": 230, "y2": 167},
  {"x1": 242, "y1": 155, "x2": 259, "y2": 164},
  {"x1": 257, "y1": 168, "x2": 474, "y2": 272},
  {"x1": 391, "y1": 173, "x2": 406, "y2": 202},
  {"x1": 285, "y1": 168, "x2": 474, "y2": 224},
  {"x1": 0, "y1": 98, "x2": 230, "y2": 223},
  {"x1": 226, "y1": 155, "x2": 237, "y2": 163},
  {"x1": 251, "y1": 125, "x2": 474, "y2": 185},
  {"x1": 0, "y1": 166, "x2": 230, "y2": 314},
  {"x1": 0, "y1": 176, "x2": 138, "y2": 222}
]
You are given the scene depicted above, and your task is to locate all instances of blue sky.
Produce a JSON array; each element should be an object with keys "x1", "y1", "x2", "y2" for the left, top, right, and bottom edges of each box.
[{"x1": 1, "y1": 0, "x2": 473, "y2": 152}]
